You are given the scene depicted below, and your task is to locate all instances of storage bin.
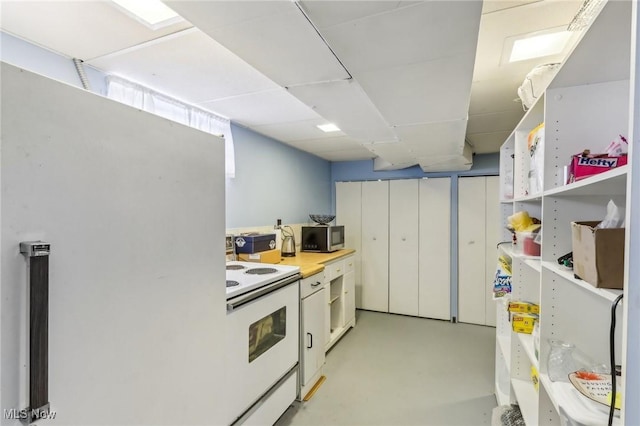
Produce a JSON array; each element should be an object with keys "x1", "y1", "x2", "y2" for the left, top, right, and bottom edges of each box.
[
  {"x1": 571, "y1": 221, "x2": 625, "y2": 289},
  {"x1": 516, "y1": 231, "x2": 541, "y2": 256},
  {"x1": 234, "y1": 234, "x2": 277, "y2": 254}
]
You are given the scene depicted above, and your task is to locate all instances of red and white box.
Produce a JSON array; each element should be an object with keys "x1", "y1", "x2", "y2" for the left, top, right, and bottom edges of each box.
[{"x1": 568, "y1": 153, "x2": 627, "y2": 183}]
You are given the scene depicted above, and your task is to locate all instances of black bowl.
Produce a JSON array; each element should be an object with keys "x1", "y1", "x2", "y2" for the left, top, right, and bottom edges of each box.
[{"x1": 309, "y1": 214, "x2": 335, "y2": 225}]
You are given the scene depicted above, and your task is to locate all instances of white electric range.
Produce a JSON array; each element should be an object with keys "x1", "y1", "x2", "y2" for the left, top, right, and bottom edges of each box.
[{"x1": 224, "y1": 260, "x2": 301, "y2": 425}]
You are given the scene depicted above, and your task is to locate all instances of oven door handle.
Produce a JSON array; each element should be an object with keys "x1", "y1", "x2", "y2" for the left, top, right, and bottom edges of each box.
[{"x1": 227, "y1": 274, "x2": 300, "y2": 312}]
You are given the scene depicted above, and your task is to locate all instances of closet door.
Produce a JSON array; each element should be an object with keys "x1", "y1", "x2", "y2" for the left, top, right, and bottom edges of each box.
[
  {"x1": 336, "y1": 181, "x2": 363, "y2": 308},
  {"x1": 389, "y1": 180, "x2": 419, "y2": 316},
  {"x1": 361, "y1": 181, "x2": 389, "y2": 312},
  {"x1": 458, "y1": 176, "x2": 487, "y2": 325},
  {"x1": 418, "y1": 178, "x2": 451, "y2": 320},
  {"x1": 484, "y1": 176, "x2": 500, "y2": 327}
]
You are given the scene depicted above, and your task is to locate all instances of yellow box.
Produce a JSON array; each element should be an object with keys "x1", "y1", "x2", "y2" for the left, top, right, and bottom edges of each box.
[
  {"x1": 238, "y1": 249, "x2": 281, "y2": 264},
  {"x1": 508, "y1": 301, "x2": 540, "y2": 314},
  {"x1": 531, "y1": 365, "x2": 539, "y2": 391},
  {"x1": 512, "y1": 312, "x2": 538, "y2": 334}
]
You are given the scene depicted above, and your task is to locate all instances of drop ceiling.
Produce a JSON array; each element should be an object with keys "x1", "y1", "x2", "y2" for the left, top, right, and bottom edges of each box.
[{"x1": 0, "y1": 0, "x2": 587, "y2": 170}]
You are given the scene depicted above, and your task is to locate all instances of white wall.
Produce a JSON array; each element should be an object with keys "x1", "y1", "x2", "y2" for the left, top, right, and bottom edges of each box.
[{"x1": 1, "y1": 63, "x2": 227, "y2": 425}]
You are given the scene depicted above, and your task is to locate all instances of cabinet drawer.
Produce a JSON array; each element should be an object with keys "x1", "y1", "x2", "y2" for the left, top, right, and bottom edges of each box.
[
  {"x1": 326, "y1": 260, "x2": 345, "y2": 281},
  {"x1": 343, "y1": 256, "x2": 355, "y2": 273},
  {"x1": 300, "y1": 273, "x2": 325, "y2": 299}
]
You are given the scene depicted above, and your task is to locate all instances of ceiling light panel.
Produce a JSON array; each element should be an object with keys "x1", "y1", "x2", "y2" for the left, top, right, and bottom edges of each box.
[
  {"x1": 251, "y1": 119, "x2": 344, "y2": 142},
  {"x1": 111, "y1": 0, "x2": 183, "y2": 30},
  {"x1": 317, "y1": 123, "x2": 341, "y2": 132},
  {"x1": 0, "y1": 1, "x2": 192, "y2": 60},
  {"x1": 509, "y1": 30, "x2": 572, "y2": 62}
]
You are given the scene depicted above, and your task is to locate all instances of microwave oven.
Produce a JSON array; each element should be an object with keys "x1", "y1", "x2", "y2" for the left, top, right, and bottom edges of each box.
[{"x1": 301, "y1": 225, "x2": 345, "y2": 253}]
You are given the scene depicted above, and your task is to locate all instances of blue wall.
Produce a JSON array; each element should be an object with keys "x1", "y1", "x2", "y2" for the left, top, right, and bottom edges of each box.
[{"x1": 226, "y1": 124, "x2": 331, "y2": 228}]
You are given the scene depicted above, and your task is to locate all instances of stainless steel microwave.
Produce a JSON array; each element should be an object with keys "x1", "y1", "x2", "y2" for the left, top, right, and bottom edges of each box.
[{"x1": 301, "y1": 225, "x2": 345, "y2": 253}]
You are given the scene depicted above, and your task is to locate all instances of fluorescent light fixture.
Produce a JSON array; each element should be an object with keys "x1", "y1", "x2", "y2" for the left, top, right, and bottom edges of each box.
[
  {"x1": 112, "y1": 0, "x2": 183, "y2": 30},
  {"x1": 509, "y1": 31, "x2": 572, "y2": 62},
  {"x1": 317, "y1": 123, "x2": 341, "y2": 132}
]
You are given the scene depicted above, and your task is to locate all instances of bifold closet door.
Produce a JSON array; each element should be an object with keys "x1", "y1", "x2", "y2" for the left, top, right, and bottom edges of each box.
[
  {"x1": 418, "y1": 178, "x2": 451, "y2": 320},
  {"x1": 389, "y1": 180, "x2": 419, "y2": 316},
  {"x1": 484, "y1": 176, "x2": 499, "y2": 327},
  {"x1": 335, "y1": 181, "x2": 363, "y2": 308},
  {"x1": 361, "y1": 181, "x2": 389, "y2": 312},
  {"x1": 458, "y1": 176, "x2": 499, "y2": 326}
]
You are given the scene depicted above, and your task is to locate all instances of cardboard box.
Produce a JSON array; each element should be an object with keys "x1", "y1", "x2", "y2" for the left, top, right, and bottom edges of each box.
[
  {"x1": 571, "y1": 221, "x2": 625, "y2": 289},
  {"x1": 512, "y1": 312, "x2": 538, "y2": 334},
  {"x1": 508, "y1": 301, "x2": 540, "y2": 314},
  {"x1": 234, "y1": 234, "x2": 276, "y2": 254},
  {"x1": 238, "y1": 249, "x2": 281, "y2": 264}
]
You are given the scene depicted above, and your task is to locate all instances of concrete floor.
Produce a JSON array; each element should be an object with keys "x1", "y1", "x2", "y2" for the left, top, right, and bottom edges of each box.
[{"x1": 276, "y1": 310, "x2": 497, "y2": 426}]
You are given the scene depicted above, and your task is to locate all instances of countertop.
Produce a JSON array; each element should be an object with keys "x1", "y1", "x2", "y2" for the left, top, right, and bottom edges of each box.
[{"x1": 278, "y1": 249, "x2": 355, "y2": 278}]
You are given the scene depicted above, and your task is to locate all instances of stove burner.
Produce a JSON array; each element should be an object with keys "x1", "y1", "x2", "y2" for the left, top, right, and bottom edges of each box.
[
  {"x1": 245, "y1": 267, "x2": 278, "y2": 275},
  {"x1": 226, "y1": 280, "x2": 240, "y2": 288},
  {"x1": 226, "y1": 265, "x2": 245, "y2": 271}
]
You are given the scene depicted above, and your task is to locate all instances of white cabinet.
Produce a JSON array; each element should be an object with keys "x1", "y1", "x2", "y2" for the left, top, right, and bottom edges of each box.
[
  {"x1": 300, "y1": 275, "x2": 325, "y2": 399},
  {"x1": 389, "y1": 179, "x2": 419, "y2": 316},
  {"x1": 324, "y1": 255, "x2": 357, "y2": 351},
  {"x1": 495, "y1": 2, "x2": 639, "y2": 424},
  {"x1": 336, "y1": 181, "x2": 363, "y2": 308},
  {"x1": 360, "y1": 181, "x2": 390, "y2": 312},
  {"x1": 336, "y1": 178, "x2": 453, "y2": 320},
  {"x1": 418, "y1": 178, "x2": 451, "y2": 320},
  {"x1": 458, "y1": 176, "x2": 499, "y2": 326}
]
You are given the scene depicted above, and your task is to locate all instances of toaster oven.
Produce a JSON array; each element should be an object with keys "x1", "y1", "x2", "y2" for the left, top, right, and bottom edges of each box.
[{"x1": 301, "y1": 225, "x2": 345, "y2": 253}]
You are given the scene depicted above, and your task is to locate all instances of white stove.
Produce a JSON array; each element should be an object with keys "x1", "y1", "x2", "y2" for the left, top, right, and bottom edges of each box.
[{"x1": 225, "y1": 261, "x2": 300, "y2": 300}]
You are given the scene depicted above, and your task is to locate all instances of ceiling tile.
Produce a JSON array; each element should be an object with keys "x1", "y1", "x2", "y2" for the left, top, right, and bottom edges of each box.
[
  {"x1": 361, "y1": 141, "x2": 417, "y2": 165},
  {"x1": 467, "y1": 131, "x2": 512, "y2": 154},
  {"x1": 314, "y1": 148, "x2": 375, "y2": 162},
  {"x1": 0, "y1": 1, "x2": 192, "y2": 60},
  {"x1": 358, "y1": 55, "x2": 475, "y2": 126},
  {"x1": 199, "y1": 88, "x2": 320, "y2": 126},
  {"x1": 169, "y1": 2, "x2": 349, "y2": 87},
  {"x1": 467, "y1": 110, "x2": 525, "y2": 134},
  {"x1": 319, "y1": 1, "x2": 481, "y2": 73},
  {"x1": 251, "y1": 120, "x2": 346, "y2": 142},
  {"x1": 300, "y1": 1, "x2": 420, "y2": 29},
  {"x1": 396, "y1": 120, "x2": 467, "y2": 156},
  {"x1": 166, "y1": 1, "x2": 292, "y2": 31},
  {"x1": 288, "y1": 80, "x2": 396, "y2": 142},
  {"x1": 89, "y1": 29, "x2": 279, "y2": 103},
  {"x1": 287, "y1": 136, "x2": 365, "y2": 152},
  {"x1": 481, "y1": 0, "x2": 542, "y2": 15},
  {"x1": 469, "y1": 78, "x2": 525, "y2": 114}
]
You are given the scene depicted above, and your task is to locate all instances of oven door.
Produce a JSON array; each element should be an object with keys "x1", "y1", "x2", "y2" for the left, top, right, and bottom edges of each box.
[{"x1": 225, "y1": 278, "x2": 300, "y2": 424}]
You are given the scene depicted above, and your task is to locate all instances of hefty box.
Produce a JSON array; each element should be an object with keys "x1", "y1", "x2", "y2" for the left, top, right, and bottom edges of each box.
[
  {"x1": 571, "y1": 221, "x2": 625, "y2": 289},
  {"x1": 234, "y1": 234, "x2": 277, "y2": 254},
  {"x1": 568, "y1": 154, "x2": 627, "y2": 183}
]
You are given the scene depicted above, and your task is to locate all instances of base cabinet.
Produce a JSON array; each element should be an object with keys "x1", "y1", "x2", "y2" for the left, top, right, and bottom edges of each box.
[
  {"x1": 324, "y1": 255, "x2": 357, "y2": 352},
  {"x1": 300, "y1": 279, "x2": 325, "y2": 398}
]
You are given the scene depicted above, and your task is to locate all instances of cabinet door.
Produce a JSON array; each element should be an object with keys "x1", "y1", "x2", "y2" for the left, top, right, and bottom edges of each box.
[
  {"x1": 361, "y1": 181, "x2": 389, "y2": 312},
  {"x1": 343, "y1": 271, "x2": 355, "y2": 325},
  {"x1": 302, "y1": 288, "x2": 325, "y2": 386},
  {"x1": 484, "y1": 176, "x2": 499, "y2": 327},
  {"x1": 324, "y1": 282, "x2": 330, "y2": 348},
  {"x1": 419, "y1": 178, "x2": 451, "y2": 320},
  {"x1": 336, "y1": 182, "x2": 363, "y2": 308},
  {"x1": 389, "y1": 180, "x2": 419, "y2": 316},
  {"x1": 458, "y1": 176, "x2": 488, "y2": 325}
]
